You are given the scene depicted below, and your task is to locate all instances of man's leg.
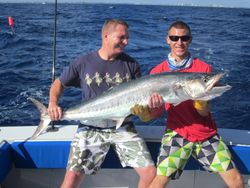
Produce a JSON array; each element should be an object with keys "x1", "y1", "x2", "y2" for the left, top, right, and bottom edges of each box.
[
  {"x1": 148, "y1": 130, "x2": 194, "y2": 188},
  {"x1": 196, "y1": 134, "x2": 244, "y2": 188},
  {"x1": 60, "y1": 170, "x2": 85, "y2": 188},
  {"x1": 219, "y1": 168, "x2": 244, "y2": 188},
  {"x1": 134, "y1": 166, "x2": 156, "y2": 188},
  {"x1": 113, "y1": 124, "x2": 156, "y2": 188},
  {"x1": 63, "y1": 127, "x2": 110, "y2": 188},
  {"x1": 147, "y1": 175, "x2": 170, "y2": 188}
]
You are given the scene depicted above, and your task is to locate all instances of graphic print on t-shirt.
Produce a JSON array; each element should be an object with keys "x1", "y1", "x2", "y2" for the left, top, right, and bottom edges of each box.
[{"x1": 84, "y1": 72, "x2": 130, "y2": 88}]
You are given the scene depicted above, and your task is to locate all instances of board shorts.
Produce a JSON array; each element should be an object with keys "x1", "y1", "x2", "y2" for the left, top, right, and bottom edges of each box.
[
  {"x1": 67, "y1": 123, "x2": 154, "y2": 174},
  {"x1": 157, "y1": 129, "x2": 235, "y2": 179}
]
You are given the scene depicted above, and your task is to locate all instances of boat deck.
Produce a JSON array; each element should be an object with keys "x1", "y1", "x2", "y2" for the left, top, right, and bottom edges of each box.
[{"x1": 1, "y1": 125, "x2": 250, "y2": 188}]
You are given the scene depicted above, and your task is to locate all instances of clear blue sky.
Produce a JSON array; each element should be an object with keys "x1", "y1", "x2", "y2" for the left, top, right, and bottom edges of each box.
[{"x1": 1, "y1": 0, "x2": 250, "y2": 8}]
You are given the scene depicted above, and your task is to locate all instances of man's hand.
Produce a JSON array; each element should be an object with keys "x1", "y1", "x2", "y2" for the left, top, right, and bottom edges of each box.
[
  {"x1": 47, "y1": 101, "x2": 63, "y2": 121},
  {"x1": 48, "y1": 79, "x2": 64, "y2": 121},
  {"x1": 130, "y1": 93, "x2": 165, "y2": 122},
  {"x1": 148, "y1": 93, "x2": 164, "y2": 108},
  {"x1": 130, "y1": 104, "x2": 153, "y2": 122}
]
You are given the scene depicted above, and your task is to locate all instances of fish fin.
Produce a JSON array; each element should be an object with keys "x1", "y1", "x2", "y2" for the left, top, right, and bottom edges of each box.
[
  {"x1": 107, "y1": 86, "x2": 114, "y2": 91},
  {"x1": 172, "y1": 102, "x2": 182, "y2": 107},
  {"x1": 28, "y1": 97, "x2": 47, "y2": 115},
  {"x1": 102, "y1": 82, "x2": 117, "y2": 93},
  {"x1": 30, "y1": 119, "x2": 51, "y2": 140},
  {"x1": 28, "y1": 97, "x2": 51, "y2": 140},
  {"x1": 107, "y1": 80, "x2": 119, "y2": 87},
  {"x1": 114, "y1": 118, "x2": 126, "y2": 129}
]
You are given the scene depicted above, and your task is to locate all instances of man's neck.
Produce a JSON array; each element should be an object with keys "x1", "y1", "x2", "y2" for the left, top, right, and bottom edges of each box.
[
  {"x1": 170, "y1": 53, "x2": 189, "y2": 63},
  {"x1": 98, "y1": 48, "x2": 116, "y2": 61}
]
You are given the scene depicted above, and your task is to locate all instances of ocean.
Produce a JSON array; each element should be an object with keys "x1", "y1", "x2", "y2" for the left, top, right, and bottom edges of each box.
[{"x1": 0, "y1": 3, "x2": 250, "y2": 130}]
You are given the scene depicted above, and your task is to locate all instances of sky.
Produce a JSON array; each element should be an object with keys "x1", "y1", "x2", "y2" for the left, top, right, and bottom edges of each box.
[{"x1": 1, "y1": 0, "x2": 250, "y2": 8}]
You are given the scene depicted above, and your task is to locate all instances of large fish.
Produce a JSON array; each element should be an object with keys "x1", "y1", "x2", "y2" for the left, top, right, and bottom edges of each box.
[{"x1": 29, "y1": 72, "x2": 231, "y2": 139}]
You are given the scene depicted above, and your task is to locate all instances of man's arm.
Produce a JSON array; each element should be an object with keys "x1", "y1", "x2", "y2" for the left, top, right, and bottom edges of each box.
[{"x1": 47, "y1": 79, "x2": 65, "y2": 121}]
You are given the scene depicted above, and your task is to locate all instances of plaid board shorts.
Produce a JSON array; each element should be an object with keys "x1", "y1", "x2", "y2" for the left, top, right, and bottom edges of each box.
[
  {"x1": 67, "y1": 123, "x2": 154, "y2": 174},
  {"x1": 157, "y1": 129, "x2": 235, "y2": 179}
]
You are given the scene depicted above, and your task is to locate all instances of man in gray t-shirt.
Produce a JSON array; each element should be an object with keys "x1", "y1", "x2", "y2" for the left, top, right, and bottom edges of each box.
[{"x1": 47, "y1": 19, "x2": 158, "y2": 188}]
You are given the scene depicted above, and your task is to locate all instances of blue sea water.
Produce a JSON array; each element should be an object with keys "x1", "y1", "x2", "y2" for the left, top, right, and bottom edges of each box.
[{"x1": 0, "y1": 3, "x2": 250, "y2": 130}]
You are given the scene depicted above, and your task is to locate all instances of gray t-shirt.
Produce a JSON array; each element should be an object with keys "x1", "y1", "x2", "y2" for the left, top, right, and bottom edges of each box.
[{"x1": 59, "y1": 51, "x2": 141, "y2": 101}]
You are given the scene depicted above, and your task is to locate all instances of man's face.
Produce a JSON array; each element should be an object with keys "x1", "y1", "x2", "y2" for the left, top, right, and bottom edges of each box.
[
  {"x1": 166, "y1": 27, "x2": 192, "y2": 61},
  {"x1": 106, "y1": 24, "x2": 129, "y2": 56}
]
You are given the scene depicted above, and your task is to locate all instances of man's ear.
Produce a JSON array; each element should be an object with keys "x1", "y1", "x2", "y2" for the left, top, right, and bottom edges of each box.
[
  {"x1": 166, "y1": 35, "x2": 170, "y2": 45},
  {"x1": 189, "y1": 36, "x2": 192, "y2": 44}
]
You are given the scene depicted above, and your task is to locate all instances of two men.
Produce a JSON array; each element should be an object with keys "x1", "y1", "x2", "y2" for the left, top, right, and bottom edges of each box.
[{"x1": 48, "y1": 18, "x2": 243, "y2": 188}]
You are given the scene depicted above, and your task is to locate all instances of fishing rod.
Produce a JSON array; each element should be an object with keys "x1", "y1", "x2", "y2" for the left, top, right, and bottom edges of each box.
[
  {"x1": 48, "y1": 0, "x2": 59, "y2": 132},
  {"x1": 52, "y1": 0, "x2": 57, "y2": 83}
]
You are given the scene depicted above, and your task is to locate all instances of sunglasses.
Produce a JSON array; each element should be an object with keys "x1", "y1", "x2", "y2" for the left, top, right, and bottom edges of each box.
[{"x1": 169, "y1": 35, "x2": 191, "y2": 42}]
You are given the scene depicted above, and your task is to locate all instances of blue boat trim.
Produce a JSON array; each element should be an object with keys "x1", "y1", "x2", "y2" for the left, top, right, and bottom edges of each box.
[
  {"x1": 0, "y1": 140, "x2": 12, "y2": 183},
  {"x1": 10, "y1": 141, "x2": 250, "y2": 174},
  {"x1": 11, "y1": 141, "x2": 70, "y2": 168}
]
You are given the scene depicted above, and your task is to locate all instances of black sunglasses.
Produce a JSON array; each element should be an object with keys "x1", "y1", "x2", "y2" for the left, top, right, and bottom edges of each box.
[{"x1": 169, "y1": 35, "x2": 191, "y2": 42}]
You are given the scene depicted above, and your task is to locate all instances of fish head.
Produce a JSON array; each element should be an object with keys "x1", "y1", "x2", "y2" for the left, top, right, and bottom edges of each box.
[{"x1": 182, "y1": 72, "x2": 226, "y2": 99}]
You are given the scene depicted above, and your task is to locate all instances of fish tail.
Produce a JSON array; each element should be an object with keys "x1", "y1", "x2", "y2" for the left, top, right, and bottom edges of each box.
[{"x1": 28, "y1": 97, "x2": 51, "y2": 140}]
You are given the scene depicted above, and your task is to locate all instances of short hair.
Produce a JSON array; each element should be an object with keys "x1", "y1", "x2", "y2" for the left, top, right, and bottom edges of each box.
[
  {"x1": 102, "y1": 19, "x2": 129, "y2": 34},
  {"x1": 168, "y1": 20, "x2": 192, "y2": 36}
]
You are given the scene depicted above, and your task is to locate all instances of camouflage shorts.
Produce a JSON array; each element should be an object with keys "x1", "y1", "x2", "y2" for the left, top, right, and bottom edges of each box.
[{"x1": 67, "y1": 124, "x2": 154, "y2": 174}]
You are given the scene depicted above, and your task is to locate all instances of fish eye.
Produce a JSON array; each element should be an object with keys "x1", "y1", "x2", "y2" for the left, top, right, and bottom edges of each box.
[{"x1": 203, "y1": 76, "x2": 209, "y2": 83}]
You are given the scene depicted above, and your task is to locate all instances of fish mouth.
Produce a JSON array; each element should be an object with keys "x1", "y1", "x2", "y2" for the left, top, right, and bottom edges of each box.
[{"x1": 205, "y1": 72, "x2": 225, "y2": 92}]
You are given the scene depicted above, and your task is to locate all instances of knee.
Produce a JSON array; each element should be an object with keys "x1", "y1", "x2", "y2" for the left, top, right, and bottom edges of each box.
[
  {"x1": 61, "y1": 171, "x2": 85, "y2": 188},
  {"x1": 147, "y1": 166, "x2": 157, "y2": 179},
  {"x1": 138, "y1": 166, "x2": 156, "y2": 180}
]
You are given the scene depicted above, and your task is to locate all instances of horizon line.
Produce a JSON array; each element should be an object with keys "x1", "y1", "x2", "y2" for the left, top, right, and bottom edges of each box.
[{"x1": 0, "y1": 1, "x2": 249, "y2": 9}]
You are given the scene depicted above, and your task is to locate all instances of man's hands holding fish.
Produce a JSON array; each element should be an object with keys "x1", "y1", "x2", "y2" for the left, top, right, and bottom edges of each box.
[
  {"x1": 131, "y1": 94, "x2": 212, "y2": 121},
  {"x1": 130, "y1": 93, "x2": 164, "y2": 122}
]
